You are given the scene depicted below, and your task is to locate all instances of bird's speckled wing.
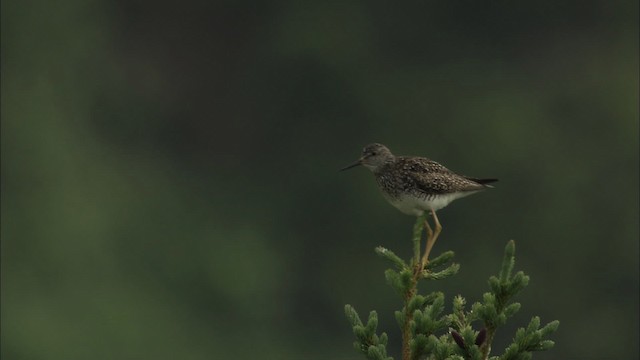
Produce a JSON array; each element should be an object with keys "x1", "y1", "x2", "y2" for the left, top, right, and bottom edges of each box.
[{"x1": 395, "y1": 157, "x2": 486, "y2": 195}]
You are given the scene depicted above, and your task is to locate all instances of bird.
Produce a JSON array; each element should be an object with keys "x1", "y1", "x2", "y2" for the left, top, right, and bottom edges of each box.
[{"x1": 341, "y1": 143, "x2": 497, "y2": 267}]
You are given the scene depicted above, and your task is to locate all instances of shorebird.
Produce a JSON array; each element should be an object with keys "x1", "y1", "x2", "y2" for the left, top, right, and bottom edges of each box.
[{"x1": 341, "y1": 143, "x2": 497, "y2": 267}]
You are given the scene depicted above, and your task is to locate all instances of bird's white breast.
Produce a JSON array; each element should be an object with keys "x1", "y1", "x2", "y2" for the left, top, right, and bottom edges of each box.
[{"x1": 382, "y1": 191, "x2": 480, "y2": 216}]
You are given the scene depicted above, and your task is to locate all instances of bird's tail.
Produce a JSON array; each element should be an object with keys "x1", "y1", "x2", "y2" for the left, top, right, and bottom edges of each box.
[{"x1": 467, "y1": 178, "x2": 498, "y2": 188}]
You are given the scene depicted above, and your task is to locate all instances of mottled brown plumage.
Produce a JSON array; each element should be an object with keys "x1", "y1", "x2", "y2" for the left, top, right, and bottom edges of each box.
[
  {"x1": 341, "y1": 143, "x2": 497, "y2": 266},
  {"x1": 341, "y1": 143, "x2": 497, "y2": 216}
]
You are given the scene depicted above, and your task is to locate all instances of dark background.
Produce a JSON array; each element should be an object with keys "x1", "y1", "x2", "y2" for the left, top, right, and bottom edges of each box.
[{"x1": 2, "y1": 1, "x2": 638, "y2": 359}]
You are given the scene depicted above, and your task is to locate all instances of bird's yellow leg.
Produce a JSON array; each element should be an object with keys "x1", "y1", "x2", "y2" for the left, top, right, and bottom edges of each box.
[
  {"x1": 423, "y1": 215, "x2": 433, "y2": 240},
  {"x1": 421, "y1": 209, "x2": 442, "y2": 268}
]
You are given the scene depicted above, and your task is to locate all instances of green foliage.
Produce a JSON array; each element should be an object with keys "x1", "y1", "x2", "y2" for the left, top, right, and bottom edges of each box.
[
  {"x1": 376, "y1": 246, "x2": 409, "y2": 270},
  {"x1": 499, "y1": 317, "x2": 559, "y2": 360},
  {"x1": 346, "y1": 224, "x2": 559, "y2": 360},
  {"x1": 345, "y1": 305, "x2": 393, "y2": 360}
]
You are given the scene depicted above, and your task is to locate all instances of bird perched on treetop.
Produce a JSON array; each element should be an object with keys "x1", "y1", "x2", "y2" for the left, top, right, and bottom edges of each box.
[{"x1": 341, "y1": 143, "x2": 497, "y2": 266}]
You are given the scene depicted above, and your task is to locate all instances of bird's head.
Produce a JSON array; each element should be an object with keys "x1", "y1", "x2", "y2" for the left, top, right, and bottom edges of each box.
[{"x1": 341, "y1": 143, "x2": 395, "y2": 172}]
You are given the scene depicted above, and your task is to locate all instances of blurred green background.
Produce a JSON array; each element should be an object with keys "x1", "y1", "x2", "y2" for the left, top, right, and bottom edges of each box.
[{"x1": 2, "y1": 0, "x2": 638, "y2": 359}]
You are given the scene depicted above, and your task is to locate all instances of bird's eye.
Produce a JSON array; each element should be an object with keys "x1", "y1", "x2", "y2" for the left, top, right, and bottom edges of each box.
[{"x1": 371, "y1": 151, "x2": 377, "y2": 156}]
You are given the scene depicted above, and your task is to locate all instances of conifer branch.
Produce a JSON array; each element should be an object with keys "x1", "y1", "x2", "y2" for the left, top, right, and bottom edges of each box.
[
  {"x1": 345, "y1": 231, "x2": 559, "y2": 360},
  {"x1": 412, "y1": 212, "x2": 430, "y2": 266},
  {"x1": 345, "y1": 305, "x2": 393, "y2": 360}
]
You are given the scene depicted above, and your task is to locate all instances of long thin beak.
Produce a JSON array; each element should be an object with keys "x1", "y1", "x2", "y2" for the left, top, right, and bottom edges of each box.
[{"x1": 340, "y1": 158, "x2": 363, "y2": 171}]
